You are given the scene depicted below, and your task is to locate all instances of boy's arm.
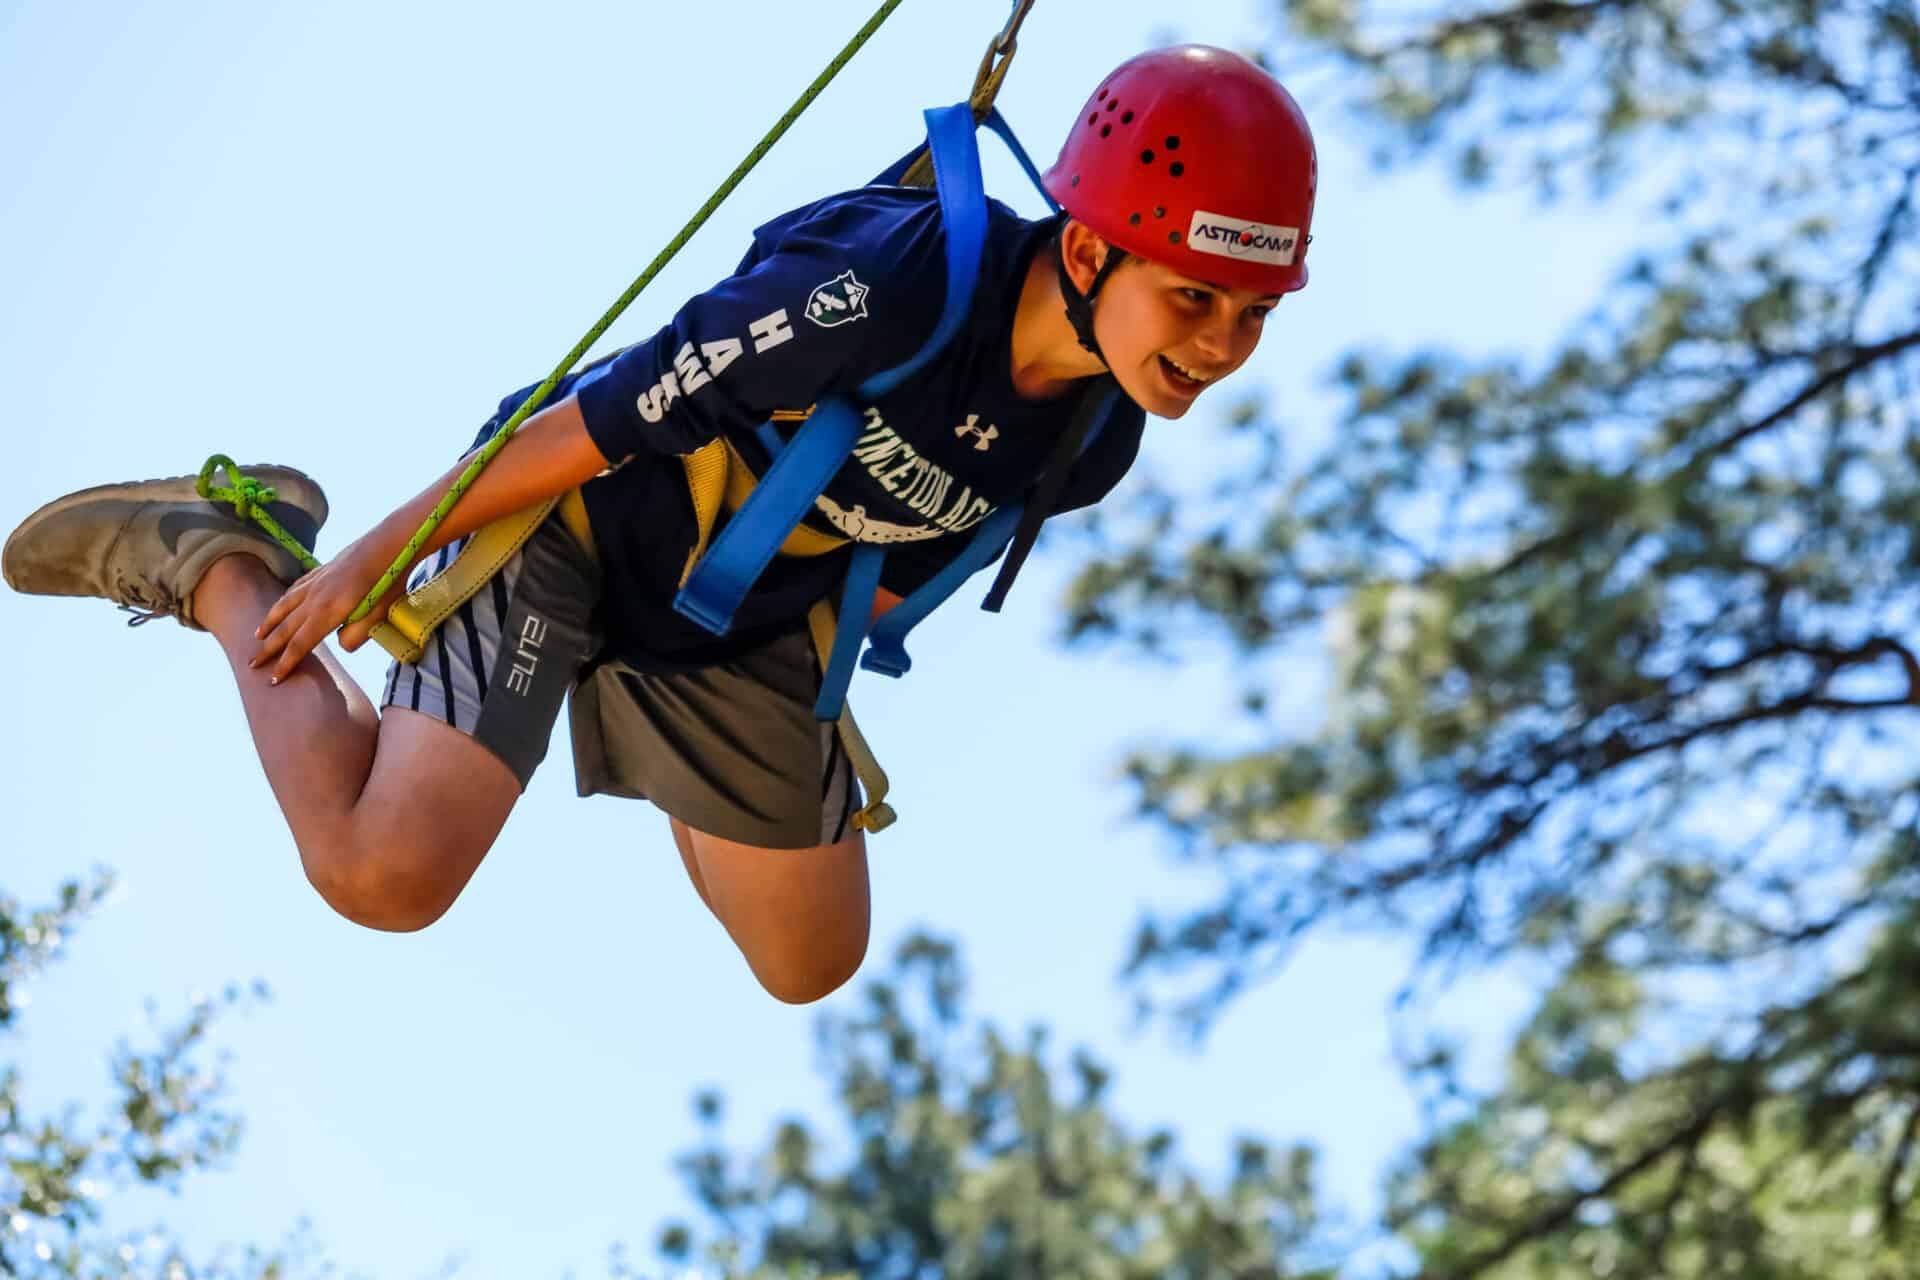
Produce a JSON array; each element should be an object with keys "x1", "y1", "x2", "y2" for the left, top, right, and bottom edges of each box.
[
  {"x1": 360, "y1": 395, "x2": 607, "y2": 570},
  {"x1": 252, "y1": 394, "x2": 607, "y2": 681}
]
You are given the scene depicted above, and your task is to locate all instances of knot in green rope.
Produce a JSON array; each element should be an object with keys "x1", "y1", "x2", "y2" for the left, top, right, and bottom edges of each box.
[
  {"x1": 194, "y1": 454, "x2": 320, "y2": 574},
  {"x1": 197, "y1": 455, "x2": 280, "y2": 518},
  {"x1": 229, "y1": 475, "x2": 280, "y2": 514}
]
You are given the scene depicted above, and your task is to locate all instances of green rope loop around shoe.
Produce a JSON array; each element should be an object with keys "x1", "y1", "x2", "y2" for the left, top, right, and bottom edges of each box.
[{"x1": 197, "y1": 455, "x2": 321, "y2": 574}]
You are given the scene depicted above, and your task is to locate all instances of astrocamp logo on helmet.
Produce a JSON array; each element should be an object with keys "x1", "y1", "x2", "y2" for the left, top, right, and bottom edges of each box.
[
  {"x1": 1186, "y1": 211, "x2": 1300, "y2": 267},
  {"x1": 806, "y1": 269, "x2": 872, "y2": 328}
]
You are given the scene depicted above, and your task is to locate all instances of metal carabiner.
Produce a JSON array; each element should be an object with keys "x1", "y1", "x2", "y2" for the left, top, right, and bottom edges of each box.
[
  {"x1": 969, "y1": 0, "x2": 1037, "y2": 117},
  {"x1": 992, "y1": 0, "x2": 1036, "y2": 55}
]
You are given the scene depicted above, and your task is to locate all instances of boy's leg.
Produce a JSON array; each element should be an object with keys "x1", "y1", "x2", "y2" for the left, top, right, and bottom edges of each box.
[
  {"x1": 669, "y1": 817, "x2": 870, "y2": 1005},
  {"x1": 193, "y1": 553, "x2": 520, "y2": 931},
  {"x1": 575, "y1": 634, "x2": 874, "y2": 1004},
  {"x1": 3, "y1": 466, "x2": 554, "y2": 932}
]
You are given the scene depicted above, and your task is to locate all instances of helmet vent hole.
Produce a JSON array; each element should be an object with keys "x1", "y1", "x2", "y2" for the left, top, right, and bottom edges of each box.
[
  {"x1": 1129, "y1": 212, "x2": 1142, "y2": 226},
  {"x1": 1169, "y1": 162, "x2": 1185, "y2": 178},
  {"x1": 1141, "y1": 149, "x2": 1155, "y2": 164},
  {"x1": 1096, "y1": 88, "x2": 1107, "y2": 101},
  {"x1": 1169, "y1": 231, "x2": 1183, "y2": 245},
  {"x1": 1154, "y1": 206, "x2": 1167, "y2": 219},
  {"x1": 1100, "y1": 124, "x2": 1112, "y2": 138},
  {"x1": 1165, "y1": 136, "x2": 1181, "y2": 150},
  {"x1": 1106, "y1": 100, "x2": 1118, "y2": 112},
  {"x1": 1088, "y1": 114, "x2": 1098, "y2": 126},
  {"x1": 1121, "y1": 110, "x2": 1134, "y2": 124},
  {"x1": 1071, "y1": 175, "x2": 1080, "y2": 187}
]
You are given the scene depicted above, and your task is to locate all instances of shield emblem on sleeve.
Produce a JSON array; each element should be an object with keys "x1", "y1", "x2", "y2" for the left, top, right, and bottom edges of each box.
[{"x1": 806, "y1": 270, "x2": 872, "y2": 328}]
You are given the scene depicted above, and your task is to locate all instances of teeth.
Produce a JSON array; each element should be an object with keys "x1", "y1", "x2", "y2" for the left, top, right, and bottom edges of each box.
[{"x1": 1164, "y1": 356, "x2": 1211, "y2": 383}]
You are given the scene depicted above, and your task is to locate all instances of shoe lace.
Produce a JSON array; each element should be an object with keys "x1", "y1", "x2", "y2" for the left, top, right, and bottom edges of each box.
[{"x1": 117, "y1": 580, "x2": 183, "y2": 627}]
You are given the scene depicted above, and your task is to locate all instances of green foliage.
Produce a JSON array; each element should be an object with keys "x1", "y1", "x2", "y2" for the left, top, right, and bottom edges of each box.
[
  {"x1": 647, "y1": 934, "x2": 1338, "y2": 1280},
  {"x1": 0, "y1": 873, "x2": 323, "y2": 1279},
  {"x1": 1390, "y1": 918, "x2": 1920, "y2": 1278},
  {"x1": 1063, "y1": 0, "x2": 1920, "y2": 1271}
]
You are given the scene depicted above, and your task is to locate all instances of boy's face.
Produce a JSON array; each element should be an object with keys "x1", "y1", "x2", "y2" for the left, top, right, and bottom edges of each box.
[{"x1": 1065, "y1": 222, "x2": 1281, "y2": 418}]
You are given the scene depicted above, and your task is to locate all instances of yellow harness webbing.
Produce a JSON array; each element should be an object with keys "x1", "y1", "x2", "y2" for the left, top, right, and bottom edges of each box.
[
  {"x1": 369, "y1": 492, "x2": 588, "y2": 664},
  {"x1": 806, "y1": 596, "x2": 895, "y2": 833},
  {"x1": 370, "y1": 441, "x2": 896, "y2": 835},
  {"x1": 677, "y1": 434, "x2": 846, "y2": 589},
  {"x1": 682, "y1": 433, "x2": 896, "y2": 834}
]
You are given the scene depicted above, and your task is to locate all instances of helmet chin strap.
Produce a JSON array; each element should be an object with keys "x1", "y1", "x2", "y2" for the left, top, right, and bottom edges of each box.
[{"x1": 1051, "y1": 219, "x2": 1127, "y2": 365}]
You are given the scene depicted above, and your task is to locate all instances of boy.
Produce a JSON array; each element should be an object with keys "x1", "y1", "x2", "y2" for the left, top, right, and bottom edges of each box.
[{"x1": 4, "y1": 45, "x2": 1316, "y2": 1003}]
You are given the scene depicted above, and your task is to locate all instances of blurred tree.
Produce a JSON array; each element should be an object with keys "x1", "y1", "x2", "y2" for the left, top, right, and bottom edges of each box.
[
  {"x1": 1059, "y1": 0, "x2": 1920, "y2": 1273},
  {"x1": 0, "y1": 873, "x2": 324, "y2": 1279},
  {"x1": 644, "y1": 933, "x2": 1338, "y2": 1280}
]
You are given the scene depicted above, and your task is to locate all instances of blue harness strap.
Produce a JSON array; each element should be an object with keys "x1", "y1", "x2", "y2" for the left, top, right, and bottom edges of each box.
[
  {"x1": 857, "y1": 504, "x2": 1023, "y2": 681},
  {"x1": 676, "y1": 99, "x2": 1117, "y2": 722},
  {"x1": 982, "y1": 107, "x2": 1058, "y2": 214},
  {"x1": 675, "y1": 102, "x2": 990, "y2": 636},
  {"x1": 854, "y1": 383, "x2": 1119, "y2": 689},
  {"x1": 815, "y1": 544, "x2": 887, "y2": 720},
  {"x1": 671, "y1": 399, "x2": 869, "y2": 636}
]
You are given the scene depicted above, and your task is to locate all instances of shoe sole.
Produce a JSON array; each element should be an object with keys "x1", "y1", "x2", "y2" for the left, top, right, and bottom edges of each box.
[{"x1": 2, "y1": 466, "x2": 329, "y2": 594}]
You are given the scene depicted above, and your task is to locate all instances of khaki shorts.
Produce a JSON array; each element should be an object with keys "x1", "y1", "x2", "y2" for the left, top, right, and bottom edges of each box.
[{"x1": 380, "y1": 511, "x2": 861, "y2": 849}]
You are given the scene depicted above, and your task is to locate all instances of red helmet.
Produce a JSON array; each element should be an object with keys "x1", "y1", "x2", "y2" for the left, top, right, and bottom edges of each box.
[{"x1": 1043, "y1": 45, "x2": 1317, "y2": 295}]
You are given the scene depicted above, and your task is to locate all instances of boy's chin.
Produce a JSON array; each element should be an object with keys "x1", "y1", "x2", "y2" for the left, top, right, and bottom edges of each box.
[{"x1": 1117, "y1": 371, "x2": 1199, "y2": 419}]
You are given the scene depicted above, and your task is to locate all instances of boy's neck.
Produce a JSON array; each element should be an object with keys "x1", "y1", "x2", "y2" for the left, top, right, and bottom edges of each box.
[{"x1": 1007, "y1": 239, "x2": 1108, "y2": 401}]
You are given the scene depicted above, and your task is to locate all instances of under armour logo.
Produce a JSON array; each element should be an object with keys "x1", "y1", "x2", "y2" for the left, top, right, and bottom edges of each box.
[{"x1": 954, "y1": 415, "x2": 999, "y2": 451}]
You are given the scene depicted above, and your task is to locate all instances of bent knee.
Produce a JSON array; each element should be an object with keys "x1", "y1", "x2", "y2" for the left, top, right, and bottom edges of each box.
[
  {"x1": 745, "y1": 929, "x2": 870, "y2": 1005},
  {"x1": 299, "y1": 836, "x2": 475, "y2": 933}
]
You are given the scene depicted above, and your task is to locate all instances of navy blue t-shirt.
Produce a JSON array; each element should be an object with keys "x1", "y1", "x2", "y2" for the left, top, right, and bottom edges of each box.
[{"x1": 482, "y1": 186, "x2": 1146, "y2": 672}]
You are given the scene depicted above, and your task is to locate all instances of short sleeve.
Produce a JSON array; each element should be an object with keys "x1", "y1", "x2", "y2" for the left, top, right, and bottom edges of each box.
[{"x1": 574, "y1": 190, "x2": 947, "y2": 464}]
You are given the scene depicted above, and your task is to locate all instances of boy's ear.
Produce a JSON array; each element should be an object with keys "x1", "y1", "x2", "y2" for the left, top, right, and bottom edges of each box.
[{"x1": 1058, "y1": 219, "x2": 1117, "y2": 293}]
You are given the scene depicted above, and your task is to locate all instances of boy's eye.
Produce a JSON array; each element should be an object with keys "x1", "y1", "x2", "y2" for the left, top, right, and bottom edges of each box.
[{"x1": 1180, "y1": 287, "x2": 1275, "y2": 320}]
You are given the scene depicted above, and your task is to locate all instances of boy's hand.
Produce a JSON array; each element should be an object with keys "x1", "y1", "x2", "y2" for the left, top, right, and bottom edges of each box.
[
  {"x1": 252, "y1": 537, "x2": 404, "y2": 682},
  {"x1": 246, "y1": 395, "x2": 607, "y2": 684}
]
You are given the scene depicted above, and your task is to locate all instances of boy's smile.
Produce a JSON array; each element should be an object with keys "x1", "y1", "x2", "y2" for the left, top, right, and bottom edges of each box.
[{"x1": 1009, "y1": 217, "x2": 1281, "y2": 415}]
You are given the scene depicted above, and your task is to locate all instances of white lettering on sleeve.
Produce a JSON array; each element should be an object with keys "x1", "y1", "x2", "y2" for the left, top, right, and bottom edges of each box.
[
  {"x1": 636, "y1": 386, "x2": 666, "y2": 424},
  {"x1": 700, "y1": 337, "x2": 744, "y2": 378},
  {"x1": 673, "y1": 342, "x2": 712, "y2": 395},
  {"x1": 750, "y1": 309, "x2": 794, "y2": 354},
  {"x1": 635, "y1": 369, "x2": 682, "y2": 424}
]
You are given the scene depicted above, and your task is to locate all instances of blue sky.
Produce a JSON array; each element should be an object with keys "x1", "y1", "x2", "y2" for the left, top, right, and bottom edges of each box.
[{"x1": 0, "y1": 1, "x2": 1643, "y2": 1274}]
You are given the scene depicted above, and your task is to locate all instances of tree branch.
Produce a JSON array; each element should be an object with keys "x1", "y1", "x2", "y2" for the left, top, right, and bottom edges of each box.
[
  {"x1": 1882, "y1": 1097, "x2": 1920, "y2": 1239},
  {"x1": 1689, "y1": 327, "x2": 1920, "y2": 467},
  {"x1": 1455, "y1": 634, "x2": 1920, "y2": 802},
  {"x1": 1850, "y1": 158, "x2": 1920, "y2": 330},
  {"x1": 1416, "y1": 1101, "x2": 1723, "y2": 1279},
  {"x1": 1364, "y1": 0, "x2": 1633, "y2": 62}
]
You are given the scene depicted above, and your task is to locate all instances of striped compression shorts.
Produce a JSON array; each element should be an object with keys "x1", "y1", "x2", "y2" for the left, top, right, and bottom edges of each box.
[{"x1": 379, "y1": 509, "x2": 862, "y2": 849}]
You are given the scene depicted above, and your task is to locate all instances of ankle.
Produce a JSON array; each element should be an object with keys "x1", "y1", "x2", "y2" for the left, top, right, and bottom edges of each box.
[{"x1": 193, "y1": 552, "x2": 282, "y2": 631}]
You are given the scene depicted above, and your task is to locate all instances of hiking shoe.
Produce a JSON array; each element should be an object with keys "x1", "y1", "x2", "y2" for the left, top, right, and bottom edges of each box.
[{"x1": 2, "y1": 465, "x2": 328, "y2": 629}]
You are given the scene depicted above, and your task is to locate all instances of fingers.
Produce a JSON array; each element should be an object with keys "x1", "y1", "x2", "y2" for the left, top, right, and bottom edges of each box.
[
  {"x1": 251, "y1": 584, "x2": 347, "y2": 681},
  {"x1": 247, "y1": 554, "x2": 403, "y2": 682},
  {"x1": 255, "y1": 580, "x2": 303, "y2": 642},
  {"x1": 250, "y1": 604, "x2": 296, "y2": 669},
  {"x1": 252, "y1": 603, "x2": 317, "y2": 680},
  {"x1": 337, "y1": 581, "x2": 407, "y2": 653},
  {"x1": 269, "y1": 617, "x2": 332, "y2": 684}
]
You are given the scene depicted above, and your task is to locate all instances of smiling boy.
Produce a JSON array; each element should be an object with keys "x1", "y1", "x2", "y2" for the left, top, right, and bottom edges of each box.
[{"x1": 4, "y1": 45, "x2": 1317, "y2": 1003}]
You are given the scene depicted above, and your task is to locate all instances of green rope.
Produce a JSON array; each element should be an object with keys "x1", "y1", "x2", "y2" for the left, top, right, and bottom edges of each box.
[
  {"x1": 197, "y1": 455, "x2": 321, "y2": 572},
  {"x1": 203, "y1": 0, "x2": 908, "y2": 622}
]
